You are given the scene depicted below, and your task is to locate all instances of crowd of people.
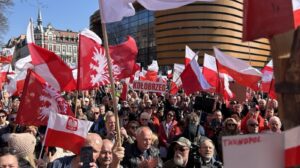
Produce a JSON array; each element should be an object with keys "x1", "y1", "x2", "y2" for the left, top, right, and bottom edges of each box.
[{"x1": 0, "y1": 83, "x2": 281, "y2": 168}]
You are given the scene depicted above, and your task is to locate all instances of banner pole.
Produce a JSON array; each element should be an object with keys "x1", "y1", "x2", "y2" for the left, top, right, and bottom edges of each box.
[{"x1": 98, "y1": 0, "x2": 122, "y2": 147}]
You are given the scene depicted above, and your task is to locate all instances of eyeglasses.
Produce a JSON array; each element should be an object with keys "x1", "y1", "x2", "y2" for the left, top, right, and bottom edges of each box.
[
  {"x1": 227, "y1": 123, "x2": 236, "y2": 127},
  {"x1": 0, "y1": 115, "x2": 6, "y2": 118},
  {"x1": 94, "y1": 112, "x2": 100, "y2": 115},
  {"x1": 0, "y1": 147, "x2": 17, "y2": 157},
  {"x1": 249, "y1": 123, "x2": 259, "y2": 127},
  {"x1": 174, "y1": 146, "x2": 189, "y2": 152}
]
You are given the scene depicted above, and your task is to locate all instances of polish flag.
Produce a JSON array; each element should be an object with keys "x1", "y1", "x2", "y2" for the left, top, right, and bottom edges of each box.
[
  {"x1": 180, "y1": 58, "x2": 211, "y2": 95},
  {"x1": 214, "y1": 47, "x2": 261, "y2": 91},
  {"x1": 202, "y1": 53, "x2": 234, "y2": 100},
  {"x1": 185, "y1": 45, "x2": 198, "y2": 66},
  {"x1": 99, "y1": 0, "x2": 135, "y2": 23},
  {"x1": 78, "y1": 29, "x2": 138, "y2": 90},
  {"x1": 16, "y1": 70, "x2": 75, "y2": 126},
  {"x1": 293, "y1": 0, "x2": 300, "y2": 28},
  {"x1": 261, "y1": 60, "x2": 276, "y2": 99},
  {"x1": 173, "y1": 63, "x2": 185, "y2": 86},
  {"x1": 4, "y1": 70, "x2": 27, "y2": 96},
  {"x1": 44, "y1": 112, "x2": 93, "y2": 154},
  {"x1": 0, "y1": 47, "x2": 14, "y2": 63},
  {"x1": 284, "y1": 126, "x2": 300, "y2": 167},
  {"x1": 137, "y1": 0, "x2": 215, "y2": 11},
  {"x1": 26, "y1": 20, "x2": 76, "y2": 91},
  {"x1": 15, "y1": 56, "x2": 32, "y2": 72},
  {"x1": 140, "y1": 60, "x2": 159, "y2": 81},
  {"x1": 242, "y1": 0, "x2": 294, "y2": 41}
]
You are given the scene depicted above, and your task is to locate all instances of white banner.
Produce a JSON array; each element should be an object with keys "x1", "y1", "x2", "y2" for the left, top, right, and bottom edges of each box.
[
  {"x1": 222, "y1": 133, "x2": 284, "y2": 168},
  {"x1": 132, "y1": 80, "x2": 166, "y2": 93}
]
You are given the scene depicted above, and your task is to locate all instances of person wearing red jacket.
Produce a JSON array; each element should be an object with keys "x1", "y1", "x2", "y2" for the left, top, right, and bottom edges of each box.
[
  {"x1": 241, "y1": 104, "x2": 265, "y2": 133},
  {"x1": 158, "y1": 110, "x2": 182, "y2": 160}
]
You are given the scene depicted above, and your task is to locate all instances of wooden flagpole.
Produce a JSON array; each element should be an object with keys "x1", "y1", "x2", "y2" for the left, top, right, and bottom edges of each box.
[{"x1": 98, "y1": 0, "x2": 122, "y2": 147}]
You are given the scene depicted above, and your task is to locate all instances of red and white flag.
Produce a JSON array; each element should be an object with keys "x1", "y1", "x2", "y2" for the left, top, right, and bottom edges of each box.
[
  {"x1": 44, "y1": 112, "x2": 93, "y2": 154},
  {"x1": 214, "y1": 47, "x2": 261, "y2": 91},
  {"x1": 202, "y1": 53, "x2": 234, "y2": 99},
  {"x1": 4, "y1": 70, "x2": 27, "y2": 96},
  {"x1": 110, "y1": 36, "x2": 139, "y2": 80},
  {"x1": 243, "y1": 0, "x2": 294, "y2": 41},
  {"x1": 0, "y1": 47, "x2": 14, "y2": 63},
  {"x1": 185, "y1": 45, "x2": 198, "y2": 66},
  {"x1": 173, "y1": 63, "x2": 185, "y2": 86},
  {"x1": 99, "y1": 0, "x2": 135, "y2": 23},
  {"x1": 261, "y1": 60, "x2": 276, "y2": 99},
  {"x1": 15, "y1": 55, "x2": 33, "y2": 72},
  {"x1": 180, "y1": 58, "x2": 211, "y2": 95},
  {"x1": 78, "y1": 29, "x2": 138, "y2": 90},
  {"x1": 16, "y1": 70, "x2": 74, "y2": 126},
  {"x1": 137, "y1": 0, "x2": 215, "y2": 11},
  {"x1": 26, "y1": 20, "x2": 76, "y2": 91},
  {"x1": 284, "y1": 126, "x2": 300, "y2": 167},
  {"x1": 293, "y1": 0, "x2": 300, "y2": 28},
  {"x1": 140, "y1": 60, "x2": 159, "y2": 82}
]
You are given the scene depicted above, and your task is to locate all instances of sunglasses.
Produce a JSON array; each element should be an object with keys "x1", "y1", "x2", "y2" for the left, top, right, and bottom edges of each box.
[
  {"x1": 0, "y1": 115, "x2": 6, "y2": 118},
  {"x1": 94, "y1": 112, "x2": 100, "y2": 115},
  {"x1": 0, "y1": 147, "x2": 17, "y2": 156},
  {"x1": 249, "y1": 123, "x2": 259, "y2": 127},
  {"x1": 227, "y1": 123, "x2": 236, "y2": 127}
]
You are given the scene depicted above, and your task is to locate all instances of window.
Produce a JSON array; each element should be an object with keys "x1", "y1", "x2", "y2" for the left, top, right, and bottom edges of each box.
[{"x1": 62, "y1": 45, "x2": 66, "y2": 53}]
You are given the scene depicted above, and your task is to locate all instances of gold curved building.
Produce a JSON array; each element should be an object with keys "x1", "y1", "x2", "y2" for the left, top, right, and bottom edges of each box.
[{"x1": 155, "y1": 0, "x2": 270, "y2": 67}]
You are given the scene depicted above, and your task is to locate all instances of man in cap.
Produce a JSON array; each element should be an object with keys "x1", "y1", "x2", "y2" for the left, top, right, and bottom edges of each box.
[{"x1": 164, "y1": 137, "x2": 191, "y2": 168}]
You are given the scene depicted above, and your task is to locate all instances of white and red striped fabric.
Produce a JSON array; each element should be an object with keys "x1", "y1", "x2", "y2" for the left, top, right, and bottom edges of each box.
[
  {"x1": 5, "y1": 70, "x2": 27, "y2": 96},
  {"x1": 26, "y1": 20, "x2": 76, "y2": 91},
  {"x1": 185, "y1": 45, "x2": 198, "y2": 66},
  {"x1": 173, "y1": 63, "x2": 185, "y2": 86},
  {"x1": 140, "y1": 60, "x2": 159, "y2": 82},
  {"x1": 214, "y1": 47, "x2": 261, "y2": 91},
  {"x1": 293, "y1": 0, "x2": 300, "y2": 28},
  {"x1": 0, "y1": 47, "x2": 14, "y2": 63},
  {"x1": 202, "y1": 53, "x2": 234, "y2": 100},
  {"x1": 45, "y1": 112, "x2": 93, "y2": 154},
  {"x1": 261, "y1": 60, "x2": 276, "y2": 99},
  {"x1": 284, "y1": 126, "x2": 300, "y2": 167},
  {"x1": 137, "y1": 0, "x2": 215, "y2": 11},
  {"x1": 180, "y1": 58, "x2": 211, "y2": 95}
]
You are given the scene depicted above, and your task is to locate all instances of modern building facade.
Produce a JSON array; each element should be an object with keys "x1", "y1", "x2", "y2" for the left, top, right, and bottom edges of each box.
[
  {"x1": 155, "y1": 0, "x2": 270, "y2": 67},
  {"x1": 90, "y1": 0, "x2": 270, "y2": 70},
  {"x1": 90, "y1": 3, "x2": 156, "y2": 68}
]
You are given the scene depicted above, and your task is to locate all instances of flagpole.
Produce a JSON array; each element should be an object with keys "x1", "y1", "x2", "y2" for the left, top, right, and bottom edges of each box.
[{"x1": 98, "y1": 0, "x2": 122, "y2": 147}]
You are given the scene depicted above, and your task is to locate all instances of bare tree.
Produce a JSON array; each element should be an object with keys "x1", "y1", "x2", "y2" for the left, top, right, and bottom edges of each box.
[{"x1": 0, "y1": 0, "x2": 13, "y2": 46}]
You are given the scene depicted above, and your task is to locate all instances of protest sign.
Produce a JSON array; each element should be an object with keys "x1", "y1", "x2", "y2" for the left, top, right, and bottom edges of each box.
[
  {"x1": 132, "y1": 80, "x2": 166, "y2": 93},
  {"x1": 222, "y1": 133, "x2": 284, "y2": 168}
]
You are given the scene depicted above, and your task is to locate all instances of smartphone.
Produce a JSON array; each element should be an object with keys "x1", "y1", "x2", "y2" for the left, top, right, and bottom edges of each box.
[{"x1": 80, "y1": 146, "x2": 93, "y2": 168}]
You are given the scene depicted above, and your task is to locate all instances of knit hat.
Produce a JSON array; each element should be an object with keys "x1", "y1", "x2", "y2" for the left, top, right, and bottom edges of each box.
[{"x1": 7, "y1": 133, "x2": 36, "y2": 158}]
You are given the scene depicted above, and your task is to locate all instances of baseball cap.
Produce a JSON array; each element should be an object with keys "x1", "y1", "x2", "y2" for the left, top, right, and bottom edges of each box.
[{"x1": 173, "y1": 137, "x2": 191, "y2": 148}]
